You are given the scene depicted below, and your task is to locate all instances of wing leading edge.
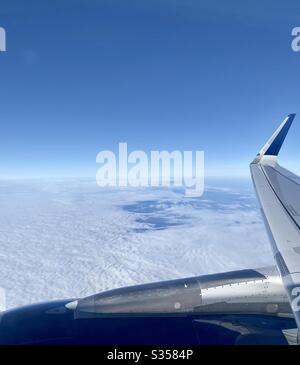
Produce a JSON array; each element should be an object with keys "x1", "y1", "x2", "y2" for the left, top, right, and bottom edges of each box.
[{"x1": 250, "y1": 114, "x2": 300, "y2": 328}]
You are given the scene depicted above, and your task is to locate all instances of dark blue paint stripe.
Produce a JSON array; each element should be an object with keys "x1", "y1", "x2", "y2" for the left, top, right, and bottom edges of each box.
[{"x1": 265, "y1": 114, "x2": 295, "y2": 156}]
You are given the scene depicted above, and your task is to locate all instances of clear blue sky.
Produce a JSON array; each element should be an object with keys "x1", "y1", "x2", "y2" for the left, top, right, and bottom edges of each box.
[{"x1": 0, "y1": 0, "x2": 300, "y2": 178}]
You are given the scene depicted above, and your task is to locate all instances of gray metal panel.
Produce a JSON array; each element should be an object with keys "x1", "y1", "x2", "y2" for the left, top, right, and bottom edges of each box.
[
  {"x1": 250, "y1": 162, "x2": 300, "y2": 275},
  {"x1": 71, "y1": 266, "x2": 290, "y2": 318},
  {"x1": 263, "y1": 165, "x2": 300, "y2": 229},
  {"x1": 251, "y1": 160, "x2": 300, "y2": 329}
]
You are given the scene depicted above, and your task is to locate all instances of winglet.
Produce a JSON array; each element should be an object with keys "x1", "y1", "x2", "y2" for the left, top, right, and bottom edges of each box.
[{"x1": 252, "y1": 114, "x2": 296, "y2": 163}]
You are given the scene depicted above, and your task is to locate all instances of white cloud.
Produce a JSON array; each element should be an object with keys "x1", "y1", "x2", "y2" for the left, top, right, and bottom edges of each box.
[{"x1": 0, "y1": 179, "x2": 272, "y2": 309}]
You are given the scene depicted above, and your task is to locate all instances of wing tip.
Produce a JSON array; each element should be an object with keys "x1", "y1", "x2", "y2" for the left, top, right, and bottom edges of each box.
[
  {"x1": 265, "y1": 113, "x2": 295, "y2": 156},
  {"x1": 251, "y1": 113, "x2": 296, "y2": 164}
]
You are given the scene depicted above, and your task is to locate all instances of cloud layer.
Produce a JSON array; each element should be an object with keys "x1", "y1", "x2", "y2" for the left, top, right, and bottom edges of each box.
[{"x1": 0, "y1": 178, "x2": 273, "y2": 309}]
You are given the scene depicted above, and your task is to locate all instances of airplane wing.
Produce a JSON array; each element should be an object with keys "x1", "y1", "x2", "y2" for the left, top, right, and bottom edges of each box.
[{"x1": 250, "y1": 113, "x2": 300, "y2": 328}]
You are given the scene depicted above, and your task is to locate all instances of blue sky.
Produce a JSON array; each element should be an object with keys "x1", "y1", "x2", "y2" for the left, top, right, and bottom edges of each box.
[{"x1": 0, "y1": 0, "x2": 300, "y2": 179}]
